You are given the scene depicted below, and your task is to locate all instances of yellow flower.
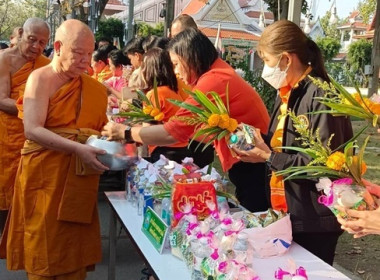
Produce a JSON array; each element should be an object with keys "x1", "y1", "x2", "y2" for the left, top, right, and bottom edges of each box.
[
  {"x1": 154, "y1": 112, "x2": 165, "y2": 121},
  {"x1": 150, "y1": 108, "x2": 160, "y2": 117},
  {"x1": 143, "y1": 105, "x2": 153, "y2": 115},
  {"x1": 208, "y1": 114, "x2": 221, "y2": 127},
  {"x1": 326, "y1": 151, "x2": 346, "y2": 171},
  {"x1": 218, "y1": 114, "x2": 230, "y2": 129},
  {"x1": 227, "y1": 118, "x2": 238, "y2": 132}
]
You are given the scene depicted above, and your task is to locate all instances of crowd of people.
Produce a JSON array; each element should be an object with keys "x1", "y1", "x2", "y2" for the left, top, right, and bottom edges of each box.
[{"x1": 0, "y1": 13, "x2": 378, "y2": 280}]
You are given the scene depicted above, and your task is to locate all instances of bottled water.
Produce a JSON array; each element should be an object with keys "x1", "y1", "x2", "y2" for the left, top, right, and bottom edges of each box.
[
  {"x1": 161, "y1": 197, "x2": 171, "y2": 226},
  {"x1": 137, "y1": 188, "x2": 144, "y2": 216},
  {"x1": 228, "y1": 124, "x2": 255, "y2": 151}
]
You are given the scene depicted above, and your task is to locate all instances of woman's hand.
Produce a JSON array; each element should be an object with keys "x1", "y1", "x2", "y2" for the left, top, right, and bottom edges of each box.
[
  {"x1": 101, "y1": 122, "x2": 126, "y2": 141},
  {"x1": 231, "y1": 128, "x2": 272, "y2": 163},
  {"x1": 336, "y1": 205, "x2": 380, "y2": 238}
]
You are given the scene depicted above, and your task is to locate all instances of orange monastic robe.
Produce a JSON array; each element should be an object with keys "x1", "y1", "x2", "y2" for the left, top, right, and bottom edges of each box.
[
  {"x1": 0, "y1": 55, "x2": 50, "y2": 210},
  {"x1": 5, "y1": 74, "x2": 108, "y2": 276}
]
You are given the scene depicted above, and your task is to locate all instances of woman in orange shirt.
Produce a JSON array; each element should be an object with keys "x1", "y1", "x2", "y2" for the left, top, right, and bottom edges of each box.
[{"x1": 138, "y1": 47, "x2": 191, "y2": 163}]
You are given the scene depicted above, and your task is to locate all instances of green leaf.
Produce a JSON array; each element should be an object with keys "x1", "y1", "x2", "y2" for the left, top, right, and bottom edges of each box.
[
  {"x1": 209, "y1": 91, "x2": 228, "y2": 114},
  {"x1": 334, "y1": 124, "x2": 369, "y2": 152},
  {"x1": 153, "y1": 78, "x2": 160, "y2": 109},
  {"x1": 193, "y1": 90, "x2": 219, "y2": 113},
  {"x1": 277, "y1": 146, "x2": 320, "y2": 159},
  {"x1": 136, "y1": 89, "x2": 151, "y2": 105},
  {"x1": 226, "y1": 83, "x2": 230, "y2": 114},
  {"x1": 168, "y1": 99, "x2": 206, "y2": 115},
  {"x1": 217, "y1": 130, "x2": 230, "y2": 141}
]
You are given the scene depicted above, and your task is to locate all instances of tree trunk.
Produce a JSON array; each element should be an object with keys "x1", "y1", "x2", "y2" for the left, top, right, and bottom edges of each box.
[{"x1": 368, "y1": 4, "x2": 380, "y2": 97}]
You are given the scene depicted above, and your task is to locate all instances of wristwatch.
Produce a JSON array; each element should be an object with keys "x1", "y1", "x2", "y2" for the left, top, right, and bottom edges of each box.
[
  {"x1": 266, "y1": 151, "x2": 275, "y2": 167},
  {"x1": 124, "y1": 126, "x2": 135, "y2": 144}
]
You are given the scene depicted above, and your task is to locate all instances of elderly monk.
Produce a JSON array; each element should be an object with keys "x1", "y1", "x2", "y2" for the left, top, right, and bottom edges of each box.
[
  {"x1": 2, "y1": 19, "x2": 109, "y2": 280},
  {"x1": 0, "y1": 18, "x2": 50, "y2": 235}
]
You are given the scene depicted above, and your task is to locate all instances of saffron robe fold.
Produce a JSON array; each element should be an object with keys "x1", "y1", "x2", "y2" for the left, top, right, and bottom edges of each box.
[
  {"x1": 0, "y1": 55, "x2": 50, "y2": 210},
  {"x1": 3, "y1": 74, "x2": 108, "y2": 276}
]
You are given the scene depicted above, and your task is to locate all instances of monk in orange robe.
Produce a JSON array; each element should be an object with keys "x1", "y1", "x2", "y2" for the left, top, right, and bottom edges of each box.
[
  {"x1": 0, "y1": 18, "x2": 50, "y2": 234},
  {"x1": 1, "y1": 19, "x2": 109, "y2": 280}
]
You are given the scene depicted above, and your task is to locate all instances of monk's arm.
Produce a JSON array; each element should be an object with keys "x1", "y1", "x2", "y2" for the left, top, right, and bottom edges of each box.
[
  {"x1": 0, "y1": 54, "x2": 17, "y2": 115},
  {"x1": 23, "y1": 72, "x2": 81, "y2": 153},
  {"x1": 23, "y1": 71, "x2": 108, "y2": 171}
]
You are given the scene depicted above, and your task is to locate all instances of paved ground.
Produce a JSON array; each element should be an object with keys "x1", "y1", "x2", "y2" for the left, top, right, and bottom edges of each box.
[{"x1": 0, "y1": 172, "x2": 361, "y2": 280}]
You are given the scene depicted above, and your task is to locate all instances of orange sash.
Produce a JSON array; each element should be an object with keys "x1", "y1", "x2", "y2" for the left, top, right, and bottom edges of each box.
[{"x1": 269, "y1": 67, "x2": 312, "y2": 212}]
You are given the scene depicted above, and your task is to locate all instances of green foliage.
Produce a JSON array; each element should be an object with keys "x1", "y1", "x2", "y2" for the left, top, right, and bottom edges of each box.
[
  {"x1": 347, "y1": 39, "x2": 373, "y2": 87},
  {"x1": 263, "y1": 0, "x2": 309, "y2": 21},
  {"x1": 319, "y1": 11, "x2": 341, "y2": 40},
  {"x1": 0, "y1": 0, "x2": 46, "y2": 40},
  {"x1": 324, "y1": 62, "x2": 354, "y2": 87},
  {"x1": 315, "y1": 37, "x2": 341, "y2": 62},
  {"x1": 136, "y1": 22, "x2": 164, "y2": 37},
  {"x1": 95, "y1": 18, "x2": 125, "y2": 48},
  {"x1": 358, "y1": 0, "x2": 377, "y2": 24}
]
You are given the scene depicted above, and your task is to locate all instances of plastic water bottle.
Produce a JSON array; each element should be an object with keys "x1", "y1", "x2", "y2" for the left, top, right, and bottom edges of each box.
[
  {"x1": 137, "y1": 188, "x2": 144, "y2": 216},
  {"x1": 228, "y1": 124, "x2": 255, "y2": 151},
  {"x1": 126, "y1": 174, "x2": 132, "y2": 200},
  {"x1": 233, "y1": 232, "x2": 249, "y2": 265},
  {"x1": 161, "y1": 198, "x2": 171, "y2": 226}
]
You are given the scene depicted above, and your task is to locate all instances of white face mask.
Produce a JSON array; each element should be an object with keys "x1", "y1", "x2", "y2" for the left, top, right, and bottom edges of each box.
[{"x1": 261, "y1": 56, "x2": 289, "y2": 89}]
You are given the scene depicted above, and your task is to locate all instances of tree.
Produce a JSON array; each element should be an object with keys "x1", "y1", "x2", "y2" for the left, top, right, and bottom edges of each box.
[
  {"x1": 0, "y1": 0, "x2": 46, "y2": 40},
  {"x1": 315, "y1": 37, "x2": 341, "y2": 62},
  {"x1": 136, "y1": 22, "x2": 164, "y2": 37},
  {"x1": 358, "y1": 0, "x2": 377, "y2": 24},
  {"x1": 95, "y1": 18, "x2": 125, "y2": 47},
  {"x1": 347, "y1": 39, "x2": 373, "y2": 87},
  {"x1": 263, "y1": 0, "x2": 309, "y2": 21},
  {"x1": 319, "y1": 11, "x2": 341, "y2": 40}
]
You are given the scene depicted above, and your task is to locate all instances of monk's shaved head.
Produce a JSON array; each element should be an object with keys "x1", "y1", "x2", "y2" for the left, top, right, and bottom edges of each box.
[
  {"x1": 55, "y1": 19, "x2": 94, "y2": 45},
  {"x1": 23, "y1": 18, "x2": 50, "y2": 34}
]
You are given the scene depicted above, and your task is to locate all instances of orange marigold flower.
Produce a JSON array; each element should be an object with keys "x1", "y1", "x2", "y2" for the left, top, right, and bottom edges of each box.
[
  {"x1": 150, "y1": 108, "x2": 160, "y2": 117},
  {"x1": 352, "y1": 93, "x2": 362, "y2": 104},
  {"x1": 326, "y1": 151, "x2": 346, "y2": 171},
  {"x1": 154, "y1": 112, "x2": 165, "y2": 121},
  {"x1": 218, "y1": 114, "x2": 230, "y2": 129},
  {"x1": 227, "y1": 118, "x2": 238, "y2": 132},
  {"x1": 369, "y1": 103, "x2": 380, "y2": 115},
  {"x1": 208, "y1": 114, "x2": 221, "y2": 127},
  {"x1": 143, "y1": 105, "x2": 153, "y2": 115}
]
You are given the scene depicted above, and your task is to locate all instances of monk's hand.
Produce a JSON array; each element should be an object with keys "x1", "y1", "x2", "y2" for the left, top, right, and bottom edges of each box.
[
  {"x1": 101, "y1": 122, "x2": 125, "y2": 141},
  {"x1": 76, "y1": 144, "x2": 109, "y2": 172}
]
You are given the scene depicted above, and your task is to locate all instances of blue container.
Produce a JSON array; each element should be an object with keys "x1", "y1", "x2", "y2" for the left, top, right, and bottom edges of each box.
[{"x1": 143, "y1": 193, "x2": 154, "y2": 215}]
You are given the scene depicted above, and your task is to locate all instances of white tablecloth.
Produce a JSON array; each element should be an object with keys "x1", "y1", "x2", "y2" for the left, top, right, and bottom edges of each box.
[{"x1": 105, "y1": 191, "x2": 351, "y2": 280}]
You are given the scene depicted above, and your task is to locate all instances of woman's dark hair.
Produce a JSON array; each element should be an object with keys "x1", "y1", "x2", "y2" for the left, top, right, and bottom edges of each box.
[
  {"x1": 140, "y1": 47, "x2": 178, "y2": 92},
  {"x1": 168, "y1": 28, "x2": 218, "y2": 79},
  {"x1": 108, "y1": 49, "x2": 129, "y2": 67},
  {"x1": 142, "y1": 35, "x2": 170, "y2": 52},
  {"x1": 93, "y1": 44, "x2": 115, "y2": 64},
  {"x1": 257, "y1": 19, "x2": 329, "y2": 82},
  {"x1": 0, "y1": 42, "x2": 9, "y2": 50},
  {"x1": 123, "y1": 37, "x2": 145, "y2": 55}
]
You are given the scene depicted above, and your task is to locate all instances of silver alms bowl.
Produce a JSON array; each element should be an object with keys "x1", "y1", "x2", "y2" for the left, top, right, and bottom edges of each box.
[{"x1": 86, "y1": 136, "x2": 137, "y2": 170}]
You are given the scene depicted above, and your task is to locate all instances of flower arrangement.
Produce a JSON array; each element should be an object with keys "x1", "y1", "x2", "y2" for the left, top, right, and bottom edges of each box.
[
  {"x1": 118, "y1": 80, "x2": 165, "y2": 123},
  {"x1": 169, "y1": 86, "x2": 238, "y2": 151},
  {"x1": 310, "y1": 76, "x2": 380, "y2": 127},
  {"x1": 275, "y1": 111, "x2": 368, "y2": 186}
]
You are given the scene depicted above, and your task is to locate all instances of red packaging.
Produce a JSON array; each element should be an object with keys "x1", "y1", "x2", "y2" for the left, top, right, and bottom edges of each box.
[{"x1": 171, "y1": 182, "x2": 217, "y2": 227}]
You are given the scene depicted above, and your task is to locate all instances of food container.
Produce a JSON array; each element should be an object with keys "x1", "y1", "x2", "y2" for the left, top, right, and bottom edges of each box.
[{"x1": 86, "y1": 135, "x2": 138, "y2": 170}]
